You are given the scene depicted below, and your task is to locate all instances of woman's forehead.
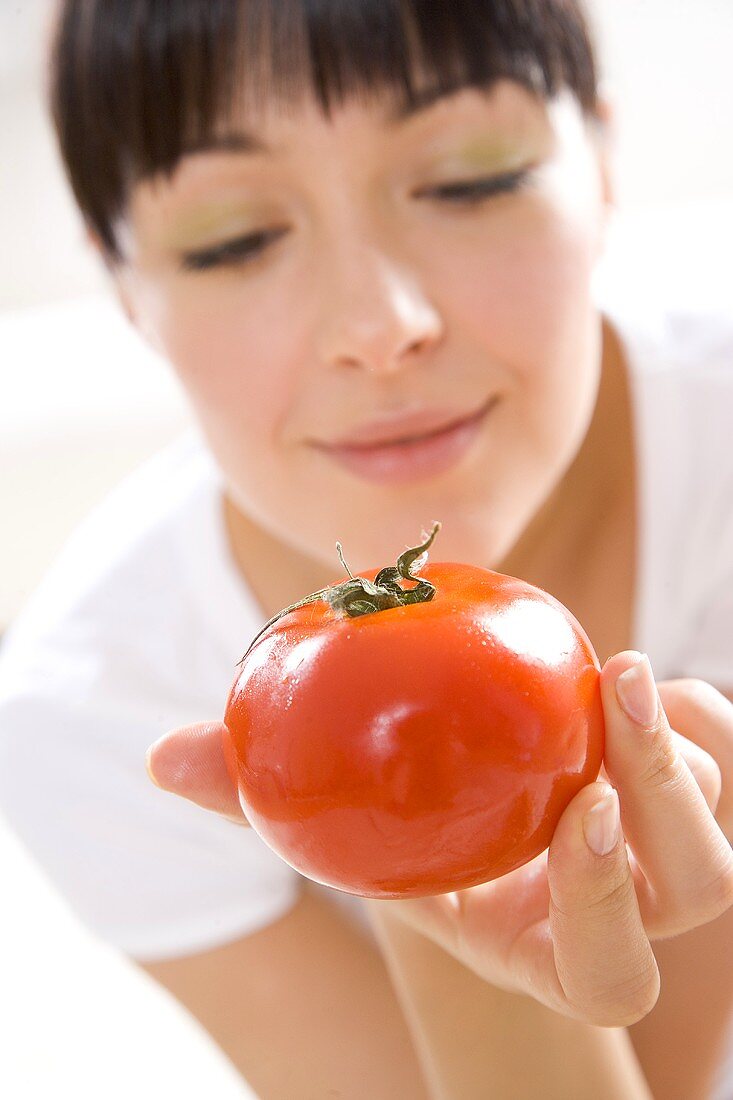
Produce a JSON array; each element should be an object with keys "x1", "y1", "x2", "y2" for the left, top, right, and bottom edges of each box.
[{"x1": 204, "y1": 79, "x2": 549, "y2": 150}]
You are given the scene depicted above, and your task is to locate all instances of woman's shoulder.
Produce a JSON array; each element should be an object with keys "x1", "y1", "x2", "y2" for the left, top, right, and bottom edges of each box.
[
  {"x1": 597, "y1": 202, "x2": 733, "y2": 387},
  {"x1": 599, "y1": 204, "x2": 733, "y2": 486}
]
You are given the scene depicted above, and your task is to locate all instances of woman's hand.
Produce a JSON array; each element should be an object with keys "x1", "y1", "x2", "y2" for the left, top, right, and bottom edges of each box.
[{"x1": 146, "y1": 650, "x2": 733, "y2": 1028}]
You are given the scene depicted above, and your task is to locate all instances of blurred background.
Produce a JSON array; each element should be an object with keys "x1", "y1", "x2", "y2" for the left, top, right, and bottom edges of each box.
[{"x1": 1, "y1": 0, "x2": 731, "y2": 1096}]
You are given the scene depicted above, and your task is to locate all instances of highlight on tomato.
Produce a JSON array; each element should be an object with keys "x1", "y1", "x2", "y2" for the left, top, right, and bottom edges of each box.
[{"x1": 222, "y1": 521, "x2": 605, "y2": 899}]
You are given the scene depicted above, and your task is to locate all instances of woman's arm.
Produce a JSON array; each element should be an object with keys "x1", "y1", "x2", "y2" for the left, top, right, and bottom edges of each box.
[
  {"x1": 139, "y1": 886, "x2": 432, "y2": 1099},
  {"x1": 366, "y1": 901, "x2": 653, "y2": 1100}
]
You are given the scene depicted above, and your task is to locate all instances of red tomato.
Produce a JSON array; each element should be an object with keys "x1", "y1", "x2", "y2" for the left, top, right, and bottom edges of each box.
[{"x1": 223, "y1": 523, "x2": 604, "y2": 899}]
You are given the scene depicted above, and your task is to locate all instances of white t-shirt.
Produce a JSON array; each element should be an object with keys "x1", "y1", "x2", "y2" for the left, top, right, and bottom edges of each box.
[{"x1": 1, "y1": 249, "x2": 732, "y2": 1094}]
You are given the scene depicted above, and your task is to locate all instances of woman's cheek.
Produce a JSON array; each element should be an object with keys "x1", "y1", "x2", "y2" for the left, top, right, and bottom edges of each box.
[
  {"x1": 140, "y1": 279, "x2": 291, "y2": 455},
  {"x1": 442, "y1": 203, "x2": 599, "y2": 380},
  {"x1": 437, "y1": 200, "x2": 602, "y2": 483}
]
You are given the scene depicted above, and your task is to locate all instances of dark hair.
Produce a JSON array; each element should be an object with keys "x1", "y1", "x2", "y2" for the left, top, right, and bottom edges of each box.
[{"x1": 49, "y1": 0, "x2": 599, "y2": 263}]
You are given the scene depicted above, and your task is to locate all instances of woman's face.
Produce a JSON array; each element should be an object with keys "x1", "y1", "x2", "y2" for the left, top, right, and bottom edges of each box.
[{"x1": 115, "y1": 79, "x2": 610, "y2": 574}]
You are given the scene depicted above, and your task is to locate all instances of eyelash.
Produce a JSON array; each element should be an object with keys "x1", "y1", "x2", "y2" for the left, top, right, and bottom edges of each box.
[
  {"x1": 180, "y1": 168, "x2": 532, "y2": 272},
  {"x1": 181, "y1": 228, "x2": 285, "y2": 272},
  {"x1": 418, "y1": 167, "x2": 532, "y2": 205}
]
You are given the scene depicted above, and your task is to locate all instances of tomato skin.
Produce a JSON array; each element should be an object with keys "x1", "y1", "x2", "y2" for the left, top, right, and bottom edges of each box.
[{"x1": 223, "y1": 562, "x2": 604, "y2": 899}]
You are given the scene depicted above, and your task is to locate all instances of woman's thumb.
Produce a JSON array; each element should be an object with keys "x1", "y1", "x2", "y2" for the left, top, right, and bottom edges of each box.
[{"x1": 145, "y1": 721, "x2": 251, "y2": 826}]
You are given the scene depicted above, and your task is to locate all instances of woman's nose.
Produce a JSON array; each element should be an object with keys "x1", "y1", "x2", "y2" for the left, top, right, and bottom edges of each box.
[{"x1": 315, "y1": 246, "x2": 445, "y2": 376}]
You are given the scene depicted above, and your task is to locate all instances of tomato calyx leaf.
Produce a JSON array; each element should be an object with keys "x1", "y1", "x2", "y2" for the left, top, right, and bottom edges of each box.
[{"x1": 235, "y1": 521, "x2": 442, "y2": 668}]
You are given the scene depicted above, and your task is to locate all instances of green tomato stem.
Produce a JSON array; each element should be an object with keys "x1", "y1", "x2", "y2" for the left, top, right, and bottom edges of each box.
[{"x1": 235, "y1": 521, "x2": 442, "y2": 667}]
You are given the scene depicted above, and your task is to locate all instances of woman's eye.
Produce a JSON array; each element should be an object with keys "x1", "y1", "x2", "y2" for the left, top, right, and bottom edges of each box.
[
  {"x1": 419, "y1": 168, "x2": 532, "y2": 205},
  {"x1": 179, "y1": 169, "x2": 532, "y2": 272},
  {"x1": 181, "y1": 227, "x2": 287, "y2": 272}
]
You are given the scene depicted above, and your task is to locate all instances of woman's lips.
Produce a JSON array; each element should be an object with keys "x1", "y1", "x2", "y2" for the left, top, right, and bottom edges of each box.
[{"x1": 311, "y1": 395, "x2": 499, "y2": 485}]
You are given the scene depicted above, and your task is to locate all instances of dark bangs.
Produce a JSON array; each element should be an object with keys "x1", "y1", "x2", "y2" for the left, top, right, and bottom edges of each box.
[{"x1": 49, "y1": 0, "x2": 599, "y2": 262}]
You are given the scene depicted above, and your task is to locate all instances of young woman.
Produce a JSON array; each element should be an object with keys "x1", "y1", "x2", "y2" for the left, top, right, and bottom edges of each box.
[{"x1": 1, "y1": 1, "x2": 731, "y2": 1097}]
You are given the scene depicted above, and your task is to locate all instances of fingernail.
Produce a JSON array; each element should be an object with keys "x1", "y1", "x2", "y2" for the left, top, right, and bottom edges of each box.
[
  {"x1": 583, "y1": 786, "x2": 620, "y2": 856},
  {"x1": 145, "y1": 743, "x2": 161, "y2": 787},
  {"x1": 616, "y1": 652, "x2": 659, "y2": 728}
]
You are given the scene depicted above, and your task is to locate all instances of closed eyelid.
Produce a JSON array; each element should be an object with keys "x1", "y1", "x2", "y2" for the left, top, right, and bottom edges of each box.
[
  {"x1": 423, "y1": 166, "x2": 533, "y2": 194},
  {"x1": 180, "y1": 226, "x2": 287, "y2": 271},
  {"x1": 162, "y1": 205, "x2": 263, "y2": 249}
]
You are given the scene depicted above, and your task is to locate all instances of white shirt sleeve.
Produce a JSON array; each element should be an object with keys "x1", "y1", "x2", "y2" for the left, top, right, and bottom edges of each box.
[
  {"x1": 670, "y1": 319, "x2": 733, "y2": 692},
  {"x1": 679, "y1": 580, "x2": 733, "y2": 692},
  {"x1": 675, "y1": 462, "x2": 733, "y2": 691},
  {"x1": 0, "y1": 436, "x2": 304, "y2": 962},
  {"x1": 0, "y1": 660, "x2": 302, "y2": 962}
]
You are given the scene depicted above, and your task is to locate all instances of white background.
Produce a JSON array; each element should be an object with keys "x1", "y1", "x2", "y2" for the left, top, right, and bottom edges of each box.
[{"x1": 1, "y1": 2, "x2": 732, "y2": 1097}]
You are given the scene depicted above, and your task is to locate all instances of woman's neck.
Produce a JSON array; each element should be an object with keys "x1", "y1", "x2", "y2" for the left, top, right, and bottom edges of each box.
[{"x1": 494, "y1": 315, "x2": 634, "y2": 597}]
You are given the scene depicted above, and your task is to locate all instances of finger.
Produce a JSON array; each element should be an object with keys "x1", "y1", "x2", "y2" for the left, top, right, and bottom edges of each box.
[
  {"x1": 658, "y1": 679, "x2": 733, "y2": 838},
  {"x1": 601, "y1": 652, "x2": 733, "y2": 936},
  {"x1": 146, "y1": 722, "x2": 251, "y2": 826},
  {"x1": 559, "y1": 730, "x2": 719, "y2": 815},
  {"x1": 544, "y1": 780, "x2": 660, "y2": 1027},
  {"x1": 674, "y1": 732, "x2": 722, "y2": 815},
  {"x1": 604, "y1": 730, "x2": 722, "y2": 819}
]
